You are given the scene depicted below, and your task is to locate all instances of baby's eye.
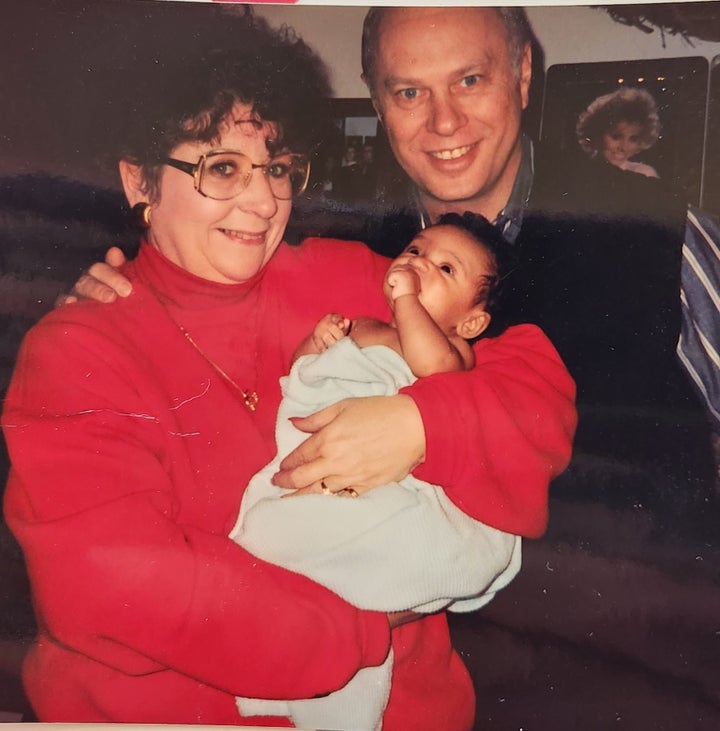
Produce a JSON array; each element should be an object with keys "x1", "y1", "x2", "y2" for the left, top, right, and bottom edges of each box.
[
  {"x1": 406, "y1": 246, "x2": 420, "y2": 255},
  {"x1": 440, "y1": 264, "x2": 454, "y2": 275}
]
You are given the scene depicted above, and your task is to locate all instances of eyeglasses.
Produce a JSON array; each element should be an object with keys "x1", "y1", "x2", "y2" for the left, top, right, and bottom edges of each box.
[{"x1": 163, "y1": 149, "x2": 310, "y2": 201}]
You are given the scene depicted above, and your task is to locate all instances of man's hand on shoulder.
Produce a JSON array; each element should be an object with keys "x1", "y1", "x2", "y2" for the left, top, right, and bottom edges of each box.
[{"x1": 55, "y1": 247, "x2": 132, "y2": 307}]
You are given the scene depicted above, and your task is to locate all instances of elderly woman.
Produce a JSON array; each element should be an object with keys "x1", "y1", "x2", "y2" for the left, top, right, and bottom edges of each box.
[
  {"x1": 576, "y1": 87, "x2": 661, "y2": 178},
  {"x1": 2, "y1": 11, "x2": 575, "y2": 730}
]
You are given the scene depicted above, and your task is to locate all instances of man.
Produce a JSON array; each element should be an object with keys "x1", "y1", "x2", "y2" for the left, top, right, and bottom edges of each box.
[
  {"x1": 298, "y1": 7, "x2": 534, "y2": 250},
  {"x1": 350, "y1": 6, "x2": 713, "y2": 507},
  {"x1": 360, "y1": 7, "x2": 532, "y2": 230}
]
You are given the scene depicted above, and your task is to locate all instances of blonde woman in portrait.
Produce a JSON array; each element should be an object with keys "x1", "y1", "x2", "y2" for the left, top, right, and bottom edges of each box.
[{"x1": 576, "y1": 87, "x2": 661, "y2": 178}]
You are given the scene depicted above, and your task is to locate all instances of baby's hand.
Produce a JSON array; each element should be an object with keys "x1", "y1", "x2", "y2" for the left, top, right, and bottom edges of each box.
[
  {"x1": 386, "y1": 265, "x2": 420, "y2": 301},
  {"x1": 312, "y1": 313, "x2": 350, "y2": 352}
]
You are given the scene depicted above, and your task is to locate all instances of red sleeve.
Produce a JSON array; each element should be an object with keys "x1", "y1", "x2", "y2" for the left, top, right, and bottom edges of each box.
[
  {"x1": 2, "y1": 310, "x2": 390, "y2": 701},
  {"x1": 277, "y1": 241, "x2": 576, "y2": 539},
  {"x1": 404, "y1": 324, "x2": 577, "y2": 538}
]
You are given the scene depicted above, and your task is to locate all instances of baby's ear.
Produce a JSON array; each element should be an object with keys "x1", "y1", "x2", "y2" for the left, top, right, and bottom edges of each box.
[{"x1": 459, "y1": 307, "x2": 491, "y2": 340}]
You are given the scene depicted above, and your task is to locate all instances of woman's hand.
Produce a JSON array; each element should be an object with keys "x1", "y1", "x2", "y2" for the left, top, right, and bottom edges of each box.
[
  {"x1": 55, "y1": 247, "x2": 132, "y2": 306},
  {"x1": 272, "y1": 394, "x2": 426, "y2": 495}
]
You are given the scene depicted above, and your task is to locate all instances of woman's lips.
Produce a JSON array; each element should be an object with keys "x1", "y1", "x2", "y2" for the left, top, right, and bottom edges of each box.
[{"x1": 219, "y1": 228, "x2": 267, "y2": 245}]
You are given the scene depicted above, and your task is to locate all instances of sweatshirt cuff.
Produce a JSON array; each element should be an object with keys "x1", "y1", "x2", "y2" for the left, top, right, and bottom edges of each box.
[
  {"x1": 400, "y1": 377, "x2": 457, "y2": 490},
  {"x1": 359, "y1": 610, "x2": 392, "y2": 668}
]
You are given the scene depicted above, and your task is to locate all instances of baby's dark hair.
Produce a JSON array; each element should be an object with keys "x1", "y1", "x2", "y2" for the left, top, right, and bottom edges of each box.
[{"x1": 434, "y1": 211, "x2": 516, "y2": 338}]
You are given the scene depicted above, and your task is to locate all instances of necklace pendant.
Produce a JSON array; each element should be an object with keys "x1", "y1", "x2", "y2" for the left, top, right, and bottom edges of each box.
[
  {"x1": 244, "y1": 390, "x2": 259, "y2": 411},
  {"x1": 149, "y1": 290, "x2": 261, "y2": 415}
]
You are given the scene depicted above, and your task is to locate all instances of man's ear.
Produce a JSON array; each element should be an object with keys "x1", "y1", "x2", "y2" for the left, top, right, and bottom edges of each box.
[
  {"x1": 459, "y1": 307, "x2": 491, "y2": 340},
  {"x1": 519, "y1": 42, "x2": 532, "y2": 111},
  {"x1": 118, "y1": 160, "x2": 149, "y2": 207},
  {"x1": 373, "y1": 102, "x2": 384, "y2": 127},
  {"x1": 363, "y1": 74, "x2": 385, "y2": 126}
]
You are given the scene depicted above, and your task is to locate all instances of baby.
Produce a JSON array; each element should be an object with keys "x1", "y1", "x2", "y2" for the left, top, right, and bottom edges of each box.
[
  {"x1": 295, "y1": 210, "x2": 508, "y2": 375},
  {"x1": 231, "y1": 212, "x2": 520, "y2": 731}
]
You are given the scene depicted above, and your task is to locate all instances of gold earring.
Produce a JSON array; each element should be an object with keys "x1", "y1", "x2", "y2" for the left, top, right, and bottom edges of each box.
[{"x1": 132, "y1": 202, "x2": 152, "y2": 229}]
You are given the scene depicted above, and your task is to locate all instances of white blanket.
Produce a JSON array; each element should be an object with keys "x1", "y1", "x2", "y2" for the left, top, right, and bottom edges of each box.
[{"x1": 230, "y1": 338, "x2": 521, "y2": 731}]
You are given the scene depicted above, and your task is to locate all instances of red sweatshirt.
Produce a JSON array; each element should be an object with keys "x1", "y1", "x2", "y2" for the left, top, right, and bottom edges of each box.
[{"x1": 3, "y1": 238, "x2": 576, "y2": 729}]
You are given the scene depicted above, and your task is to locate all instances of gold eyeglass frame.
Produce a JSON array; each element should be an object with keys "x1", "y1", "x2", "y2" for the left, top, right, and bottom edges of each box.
[{"x1": 163, "y1": 149, "x2": 310, "y2": 200}]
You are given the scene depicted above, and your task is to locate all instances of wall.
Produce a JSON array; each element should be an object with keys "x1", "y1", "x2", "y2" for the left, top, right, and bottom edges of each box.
[
  {"x1": 528, "y1": 5, "x2": 720, "y2": 68},
  {"x1": 256, "y1": 5, "x2": 370, "y2": 98},
  {"x1": 255, "y1": 4, "x2": 720, "y2": 98}
]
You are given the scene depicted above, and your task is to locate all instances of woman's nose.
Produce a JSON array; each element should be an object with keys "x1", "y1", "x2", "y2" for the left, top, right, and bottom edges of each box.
[{"x1": 236, "y1": 168, "x2": 279, "y2": 218}]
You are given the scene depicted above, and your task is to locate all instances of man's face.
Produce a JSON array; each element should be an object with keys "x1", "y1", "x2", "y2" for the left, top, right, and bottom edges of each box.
[{"x1": 369, "y1": 8, "x2": 531, "y2": 221}]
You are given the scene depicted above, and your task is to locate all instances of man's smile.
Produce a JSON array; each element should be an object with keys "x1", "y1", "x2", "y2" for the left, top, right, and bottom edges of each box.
[{"x1": 429, "y1": 144, "x2": 475, "y2": 161}]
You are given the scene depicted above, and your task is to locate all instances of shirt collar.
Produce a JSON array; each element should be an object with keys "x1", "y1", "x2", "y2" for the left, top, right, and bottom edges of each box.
[{"x1": 493, "y1": 134, "x2": 534, "y2": 243}]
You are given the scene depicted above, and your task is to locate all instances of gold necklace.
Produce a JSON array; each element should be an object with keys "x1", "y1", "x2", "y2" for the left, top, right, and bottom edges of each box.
[
  {"x1": 177, "y1": 325, "x2": 259, "y2": 411},
  {"x1": 148, "y1": 285, "x2": 259, "y2": 412}
]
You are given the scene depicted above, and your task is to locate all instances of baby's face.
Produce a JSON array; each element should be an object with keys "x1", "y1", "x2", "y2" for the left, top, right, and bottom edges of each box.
[{"x1": 384, "y1": 225, "x2": 494, "y2": 333}]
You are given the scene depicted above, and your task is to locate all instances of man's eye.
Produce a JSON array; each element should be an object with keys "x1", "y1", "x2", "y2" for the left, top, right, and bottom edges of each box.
[
  {"x1": 398, "y1": 88, "x2": 419, "y2": 101},
  {"x1": 460, "y1": 74, "x2": 481, "y2": 88}
]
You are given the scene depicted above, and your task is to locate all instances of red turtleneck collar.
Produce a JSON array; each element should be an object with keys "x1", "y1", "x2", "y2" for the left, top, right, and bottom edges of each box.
[{"x1": 130, "y1": 240, "x2": 273, "y2": 310}]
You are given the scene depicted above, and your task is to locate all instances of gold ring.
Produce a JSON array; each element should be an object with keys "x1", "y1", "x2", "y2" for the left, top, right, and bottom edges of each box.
[
  {"x1": 320, "y1": 480, "x2": 331, "y2": 495},
  {"x1": 337, "y1": 487, "x2": 359, "y2": 498}
]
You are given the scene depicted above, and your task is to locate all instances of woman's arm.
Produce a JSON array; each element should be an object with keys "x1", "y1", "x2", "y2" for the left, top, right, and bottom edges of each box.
[
  {"x1": 406, "y1": 324, "x2": 577, "y2": 538},
  {"x1": 274, "y1": 324, "x2": 576, "y2": 538},
  {"x1": 273, "y1": 393, "x2": 425, "y2": 496}
]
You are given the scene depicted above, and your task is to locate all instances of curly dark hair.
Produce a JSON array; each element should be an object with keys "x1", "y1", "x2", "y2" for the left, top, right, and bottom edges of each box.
[
  {"x1": 111, "y1": 7, "x2": 333, "y2": 200},
  {"x1": 361, "y1": 7, "x2": 532, "y2": 98},
  {"x1": 434, "y1": 211, "x2": 516, "y2": 339}
]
